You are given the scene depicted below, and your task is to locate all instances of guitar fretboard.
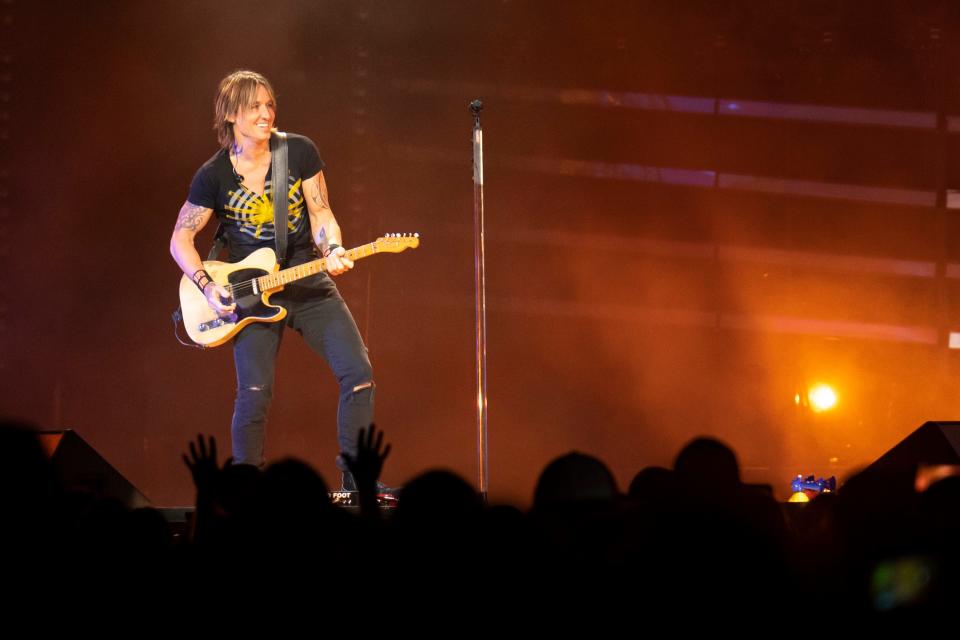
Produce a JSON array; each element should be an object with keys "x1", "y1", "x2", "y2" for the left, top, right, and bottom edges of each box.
[{"x1": 256, "y1": 242, "x2": 381, "y2": 291}]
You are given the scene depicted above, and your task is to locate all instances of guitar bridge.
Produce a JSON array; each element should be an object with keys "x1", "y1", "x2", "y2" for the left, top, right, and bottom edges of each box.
[{"x1": 198, "y1": 313, "x2": 237, "y2": 333}]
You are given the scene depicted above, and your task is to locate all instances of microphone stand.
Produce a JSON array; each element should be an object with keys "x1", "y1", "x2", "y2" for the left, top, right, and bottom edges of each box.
[{"x1": 470, "y1": 98, "x2": 489, "y2": 500}]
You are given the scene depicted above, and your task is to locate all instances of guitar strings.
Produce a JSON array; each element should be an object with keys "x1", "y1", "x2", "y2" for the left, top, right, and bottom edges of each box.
[
  {"x1": 220, "y1": 260, "x2": 331, "y2": 298},
  {"x1": 213, "y1": 243, "x2": 384, "y2": 297}
]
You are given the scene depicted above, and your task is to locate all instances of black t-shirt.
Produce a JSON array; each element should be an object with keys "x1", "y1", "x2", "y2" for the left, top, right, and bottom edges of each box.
[{"x1": 187, "y1": 132, "x2": 325, "y2": 266}]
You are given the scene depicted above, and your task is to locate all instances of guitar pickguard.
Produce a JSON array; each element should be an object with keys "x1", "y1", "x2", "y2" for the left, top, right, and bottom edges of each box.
[{"x1": 227, "y1": 267, "x2": 284, "y2": 323}]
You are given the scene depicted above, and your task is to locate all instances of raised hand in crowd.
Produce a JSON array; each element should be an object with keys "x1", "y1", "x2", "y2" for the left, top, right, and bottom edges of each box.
[
  {"x1": 183, "y1": 434, "x2": 225, "y2": 496},
  {"x1": 342, "y1": 423, "x2": 392, "y2": 518},
  {"x1": 182, "y1": 434, "x2": 231, "y2": 543}
]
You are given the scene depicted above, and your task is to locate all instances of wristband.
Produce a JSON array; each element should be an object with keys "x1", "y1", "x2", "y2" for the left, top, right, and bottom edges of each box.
[
  {"x1": 324, "y1": 243, "x2": 341, "y2": 258},
  {"x1": 192, "y1": 269, "x2": 213, "y2": 293}
]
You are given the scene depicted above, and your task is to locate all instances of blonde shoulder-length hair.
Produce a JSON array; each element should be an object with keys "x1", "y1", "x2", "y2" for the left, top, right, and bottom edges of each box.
[{"x1": 213, "y1": 70, "x2": 277, "y2": 149}]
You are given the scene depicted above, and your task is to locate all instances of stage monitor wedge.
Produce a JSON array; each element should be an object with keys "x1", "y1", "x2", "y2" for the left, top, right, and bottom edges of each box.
[
  {"x1": 38, "y1": 429, "x2": 150, "y2": 509},
  {"x1": 858, "y1": 421, "x2": 960, "y2": 487}
]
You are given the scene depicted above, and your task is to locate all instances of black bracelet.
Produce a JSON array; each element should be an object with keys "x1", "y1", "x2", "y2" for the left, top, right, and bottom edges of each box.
[
  {"x1": 192, "y1": 269, "x2": 213, "y2": 293},
  {"x1": 323, "y1": 243, "x2": 341, "y2": 258}
]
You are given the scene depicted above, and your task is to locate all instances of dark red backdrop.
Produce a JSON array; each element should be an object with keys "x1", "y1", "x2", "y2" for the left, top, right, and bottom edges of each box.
[{"x1": 5, "y1": 1, "x2": 960, "y2": 505}]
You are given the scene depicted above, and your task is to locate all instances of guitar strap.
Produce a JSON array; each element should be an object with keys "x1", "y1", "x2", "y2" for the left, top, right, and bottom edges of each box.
[
  {"x1": 175, "y1": 132, "x2": 290, "y2": 347},
  {"x1": 206, "y1": 132, "x2": 288, "y2": 261},
  {"x1": 271, "y1": 131, "x2": 289, "y2": 266}
]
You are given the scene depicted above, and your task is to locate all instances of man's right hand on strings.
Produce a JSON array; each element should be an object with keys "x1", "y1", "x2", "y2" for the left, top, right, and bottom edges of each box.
[{"x1": 204, "y1": 282, "x2": 236, "y2": 315}]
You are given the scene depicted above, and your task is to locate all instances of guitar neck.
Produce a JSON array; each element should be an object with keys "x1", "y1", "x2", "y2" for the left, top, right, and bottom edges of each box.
[{"x1": 256, "y1": 243, "x2": 379, "y2": 291}]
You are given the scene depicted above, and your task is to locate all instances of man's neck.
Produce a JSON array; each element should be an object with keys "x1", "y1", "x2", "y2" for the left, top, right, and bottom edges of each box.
[{"x1": 232, "y1": 136, "x2": 270, "y2": 163}]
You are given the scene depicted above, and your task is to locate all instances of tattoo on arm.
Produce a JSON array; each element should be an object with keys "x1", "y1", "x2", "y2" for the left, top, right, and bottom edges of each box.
[
  {"x1": 311, "y1": 181, "x2": 330, "y2": 210},
  {"x1": 175, "y1": 203, "x2": 208, "y2": 231}
]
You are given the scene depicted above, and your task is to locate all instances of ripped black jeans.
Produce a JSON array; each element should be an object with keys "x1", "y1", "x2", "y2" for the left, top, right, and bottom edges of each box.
[{"x1": 229, "y1": 279, "x2": 373, "y2": 469}]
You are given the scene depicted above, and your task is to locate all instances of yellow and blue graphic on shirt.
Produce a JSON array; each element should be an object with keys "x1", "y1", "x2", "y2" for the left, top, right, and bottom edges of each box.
[{"x1": 225, "y1": 177, "x2": 306, "y2": 240}]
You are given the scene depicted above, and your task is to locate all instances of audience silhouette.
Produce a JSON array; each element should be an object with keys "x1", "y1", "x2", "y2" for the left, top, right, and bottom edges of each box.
[{"x1": 3, "y1": 416, "x2": 958, "y2": 619}]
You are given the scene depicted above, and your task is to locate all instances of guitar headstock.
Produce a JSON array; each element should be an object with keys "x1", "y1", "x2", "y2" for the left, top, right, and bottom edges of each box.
[{"x1": 375, "y1": 233, "x2": 420, "y2": 253}]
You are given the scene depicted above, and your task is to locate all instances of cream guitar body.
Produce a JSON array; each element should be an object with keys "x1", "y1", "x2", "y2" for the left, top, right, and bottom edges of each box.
[{"x1": 179, "y1": 234, "x2": 419, "y2": 348}]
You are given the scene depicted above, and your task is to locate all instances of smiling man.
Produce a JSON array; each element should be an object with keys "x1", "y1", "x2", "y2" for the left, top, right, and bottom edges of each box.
[{"x1": 170, "y1": 70, "x2": 378, "y2": 492}]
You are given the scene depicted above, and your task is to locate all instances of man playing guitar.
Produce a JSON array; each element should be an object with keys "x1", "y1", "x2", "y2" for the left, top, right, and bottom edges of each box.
[{"x1": 170, "y1": 69, "x2": 375, "y2": 492}]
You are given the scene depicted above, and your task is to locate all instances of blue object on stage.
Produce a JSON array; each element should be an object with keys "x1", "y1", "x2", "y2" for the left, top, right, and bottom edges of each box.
[{"x1": 791, "y1": 474, "x2": 837, "y2": 494}]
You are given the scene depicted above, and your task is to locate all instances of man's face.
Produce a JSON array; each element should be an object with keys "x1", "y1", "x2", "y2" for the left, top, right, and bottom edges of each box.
[{"x1": 229, "y1": 84, "x2": 275, "y2": 147}]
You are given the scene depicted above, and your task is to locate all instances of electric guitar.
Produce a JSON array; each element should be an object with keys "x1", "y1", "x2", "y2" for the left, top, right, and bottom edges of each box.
[{"x1": 179, "y1": 233, "x2": 420, "y2": 348}]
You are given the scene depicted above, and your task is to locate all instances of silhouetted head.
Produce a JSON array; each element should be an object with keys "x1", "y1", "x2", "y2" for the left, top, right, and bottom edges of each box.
[
  {"x1": 259, "y1": 458, "x2": 330, "y2": 518},
  {"x1": 533, "y1": 451, "x2": 618, "y2": 510},
  {"x1": 674, "y1": 437, "x2": 740, "y2": 491},
  {"x1": 628, "y1": 465, "x2": 676, "y2": 503},
  {"x1": 394, "y1": 469, "x2": 483, "y2": 531}
]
